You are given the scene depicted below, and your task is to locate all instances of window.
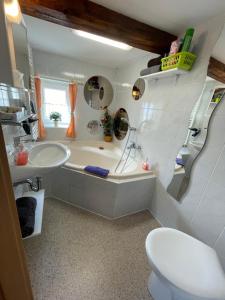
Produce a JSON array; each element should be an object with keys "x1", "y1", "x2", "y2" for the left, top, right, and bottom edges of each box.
[{"x1": 41, "y1": 79, "x2": 70, "y2": 127}]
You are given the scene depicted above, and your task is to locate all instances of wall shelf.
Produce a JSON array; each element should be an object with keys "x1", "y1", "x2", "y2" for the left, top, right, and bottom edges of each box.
[
  {"x1": 141, "y1": 68, "x2": 188, "y2": 80},
  {"x1": 0, "y1": 114, "x2": 37, "y2": 126},
  {"x1": 22, "y1": 189, "x2": 45, "y2": 240}
]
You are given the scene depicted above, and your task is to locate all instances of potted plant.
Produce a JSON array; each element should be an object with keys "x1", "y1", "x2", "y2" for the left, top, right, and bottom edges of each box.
[
  {"x1": 100, "y1": 108, "x2": 113, "y2": 142},
  {"x1": 50, "y1": 112, "x2": 61, "y2": 127}
]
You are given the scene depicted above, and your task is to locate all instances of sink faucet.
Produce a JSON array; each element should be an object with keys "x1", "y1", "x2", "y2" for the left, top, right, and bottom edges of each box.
[{"x1": 13, "y1": 135, "x2": 35, "y2": 147}]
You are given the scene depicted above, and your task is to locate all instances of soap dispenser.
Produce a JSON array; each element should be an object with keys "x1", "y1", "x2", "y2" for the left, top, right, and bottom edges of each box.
[{"x1": 14, "y1": 143, "x2": 28, "y2": 166}]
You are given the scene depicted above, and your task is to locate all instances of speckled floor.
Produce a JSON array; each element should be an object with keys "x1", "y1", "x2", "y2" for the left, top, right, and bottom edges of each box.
[{"x1": 24, "y1": 198, "x2": 159, "y2": 300}]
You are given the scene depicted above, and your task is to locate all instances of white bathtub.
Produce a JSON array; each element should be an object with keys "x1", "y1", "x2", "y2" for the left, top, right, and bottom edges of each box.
[
  {"x1": 47, "y1": 140, "x2": 155, "y2": 219},
  {"x1": 63, "y1": 140, "x2": 153, "y2": 179}
]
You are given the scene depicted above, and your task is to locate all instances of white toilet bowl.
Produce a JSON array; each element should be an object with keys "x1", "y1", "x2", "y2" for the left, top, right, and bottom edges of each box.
[{"x1": 145, "y1": 228, "x2": 225, "y2": 300}]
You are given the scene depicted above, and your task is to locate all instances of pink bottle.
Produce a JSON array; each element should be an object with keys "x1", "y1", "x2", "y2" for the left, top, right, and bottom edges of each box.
[
  {"x1": 142, "y1": 158, "x2": 150, "y2": 171},
  {"x1": 14, "y1": 144, "x2": 28, "y2": 166}
]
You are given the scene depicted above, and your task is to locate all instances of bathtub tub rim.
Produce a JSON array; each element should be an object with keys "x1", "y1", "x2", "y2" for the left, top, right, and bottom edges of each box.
[{"x1": 62, "y1": 163, "x2": 155, "y2": 182}]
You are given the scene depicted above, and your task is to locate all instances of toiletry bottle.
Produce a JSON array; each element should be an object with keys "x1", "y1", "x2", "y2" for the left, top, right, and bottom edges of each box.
[
  {"x1": 181, "y1": 28, "x2": 195, "y2": 52},
  {"x1": 142, "y1": 158, "x2": 150, "y2": 171},
  {"x1": 169, "y1": 40, "x2": 180, "y2": 55},
  {"x1": 14, "y1": 143, "x2": 28, "y2": 166}
]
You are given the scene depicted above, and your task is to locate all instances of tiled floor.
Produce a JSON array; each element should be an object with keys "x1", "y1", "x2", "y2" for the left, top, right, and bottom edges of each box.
[{"x1": 24, "y1": 198, "x2": 159, "y2": 300}]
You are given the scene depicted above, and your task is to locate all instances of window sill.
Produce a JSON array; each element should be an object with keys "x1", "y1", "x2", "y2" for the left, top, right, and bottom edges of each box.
[{"x1": 44, "y1": 123, "x2": 68, "y2": 129}]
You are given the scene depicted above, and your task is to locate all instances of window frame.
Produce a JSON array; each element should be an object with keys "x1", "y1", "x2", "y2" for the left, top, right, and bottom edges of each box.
[{"x1": 41, "y1": 79, "x2": 70, "y2": 128}]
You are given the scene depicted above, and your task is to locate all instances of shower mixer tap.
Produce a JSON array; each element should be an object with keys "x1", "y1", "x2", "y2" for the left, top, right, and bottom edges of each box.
[
  {"x1": 127, "y1": 142, "x2": 142, "y2": 150},
  {"x1": 189, "y1": 127, "x2": 201, "y2": 137}
]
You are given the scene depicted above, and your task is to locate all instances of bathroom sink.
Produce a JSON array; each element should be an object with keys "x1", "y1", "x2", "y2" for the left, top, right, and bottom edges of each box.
[{"x1": 9, "y1": 142, "x2": 71, "y2": 182}]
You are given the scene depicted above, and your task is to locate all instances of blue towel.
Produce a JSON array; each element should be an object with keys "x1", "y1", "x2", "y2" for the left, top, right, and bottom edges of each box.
[
  {"x1": 176, "y1": 158, "x2": 184, "y2": 166},
  {"x1": 84, "y1": 166, "x2": 109, "y2": 178}
]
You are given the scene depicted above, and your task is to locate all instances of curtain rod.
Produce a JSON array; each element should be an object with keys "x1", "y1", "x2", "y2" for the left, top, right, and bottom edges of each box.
[{"x1": 34, "y1": 75, "x2": 84, "y2": 86}]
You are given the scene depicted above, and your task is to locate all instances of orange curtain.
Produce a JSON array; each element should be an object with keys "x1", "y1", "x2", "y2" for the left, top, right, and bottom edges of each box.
[
  {"x1": 35, "y1": 77, "x2": 46, "y2": 140},
  {"x1": 66, "y1": 82, "x2": 77, "y2": 138}
]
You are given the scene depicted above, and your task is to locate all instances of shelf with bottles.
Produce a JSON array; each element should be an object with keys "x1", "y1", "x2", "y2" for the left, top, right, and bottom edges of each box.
[
  {"x1": 0, "y1": 113, "x2": 37, "y2": 126},
  {"x1": 141, "y1": 28, "x2": 196, "y2": 81}
]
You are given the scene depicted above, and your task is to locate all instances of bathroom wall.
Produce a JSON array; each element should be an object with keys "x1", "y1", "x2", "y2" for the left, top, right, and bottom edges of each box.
[
  {"x1": 151, "y1": 87, "x2": 225, "y2": 269},
  {"x1": 16, "y1": 52, "x2": 30, "y2": 90},
  {"x1": 110, "y1": 53, "x2": 157, "y2": 152},
  {"x1": 0, "y1": 1, "x2": 14, "y2": 86},
  {"x1": 191, "y1": 79, "x2": 225, "y2": 145},
  {"x1": 113, "y1": 15, "x2": 225, "y2": 268},
  {"x1": 32, "y1": 49, "x2": 117, "y2": 141}
]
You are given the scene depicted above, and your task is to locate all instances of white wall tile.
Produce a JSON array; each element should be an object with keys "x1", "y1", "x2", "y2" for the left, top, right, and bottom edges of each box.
[
  {"x1": 214, "y1": 228, "x2": 225, "y2": 267},
  {"x1": 217, "y1": 254, "x2": 225, "y2": 272},
  {"x1": 190, "y1": 181, "x2": 225, "y2": 246}
]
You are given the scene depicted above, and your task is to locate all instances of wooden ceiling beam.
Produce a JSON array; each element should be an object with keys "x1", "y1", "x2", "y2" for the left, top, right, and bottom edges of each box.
[
  {"x1": 208, "y1": 57, "x2": 225, "y2": 84},
  {"x1": 19, "y1": 0, "x2": 176, "y2": 54}
]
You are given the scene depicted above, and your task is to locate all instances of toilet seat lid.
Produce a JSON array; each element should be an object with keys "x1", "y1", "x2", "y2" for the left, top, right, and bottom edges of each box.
[{"x1": 146, "y1": 228, "x2": 225, "y2": 299}]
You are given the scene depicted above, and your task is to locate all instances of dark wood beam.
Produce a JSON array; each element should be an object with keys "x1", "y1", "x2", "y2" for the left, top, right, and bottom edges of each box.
[
  {"x1": 208, "y1": 57, "x2": 225, "y2": 84},
  {"x1": 19, "y1": 0, "x2": 176, "y2": 54}
]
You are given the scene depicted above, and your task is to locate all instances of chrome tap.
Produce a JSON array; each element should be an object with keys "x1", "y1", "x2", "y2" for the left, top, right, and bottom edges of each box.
[
  {"x1": 13, "y1": 135, "x2": 35, "y2": 147},
  {"x1": 127, "y1": 142, "x2": 141, "y2": 150}
]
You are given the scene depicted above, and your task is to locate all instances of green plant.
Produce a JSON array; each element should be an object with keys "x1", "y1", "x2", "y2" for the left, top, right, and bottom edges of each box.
[
  {"x1": 50, "y1": 112, "x2": 61, "y2": 121},
  {"x1": 101, "y1": 108, "x2": 113, "y2": 136}
]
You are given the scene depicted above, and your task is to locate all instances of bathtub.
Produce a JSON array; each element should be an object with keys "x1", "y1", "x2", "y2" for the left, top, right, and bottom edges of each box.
[
  {"x1": 46, "y1": 140, "x2": 156, "y2": 219},
  {"x1": 64, "y1": 140, "x2": 153, "y2": 179}
]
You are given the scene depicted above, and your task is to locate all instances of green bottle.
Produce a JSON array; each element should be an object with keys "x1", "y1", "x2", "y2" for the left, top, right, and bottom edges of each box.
[{"x1": 181, "y1": 28, "x2": 194, "y2": 52}]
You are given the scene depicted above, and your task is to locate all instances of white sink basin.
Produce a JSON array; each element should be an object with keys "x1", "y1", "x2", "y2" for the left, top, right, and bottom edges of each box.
[{"x1": 9, "y1": 142, "x2": 70, "y2": 182}]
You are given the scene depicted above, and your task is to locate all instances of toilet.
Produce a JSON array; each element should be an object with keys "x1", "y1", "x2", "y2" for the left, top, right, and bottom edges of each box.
[{"x1": 145, "y1": 228, "x2": 225, "y2": 300}]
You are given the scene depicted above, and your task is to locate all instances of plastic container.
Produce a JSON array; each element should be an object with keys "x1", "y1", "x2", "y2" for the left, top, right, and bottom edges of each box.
[
  {"x1": 181, "y1": 28, "x2": 195, "y2": 52},
  {"x1": 161, "y1": 52, "x2": 197, "y2": 71}
]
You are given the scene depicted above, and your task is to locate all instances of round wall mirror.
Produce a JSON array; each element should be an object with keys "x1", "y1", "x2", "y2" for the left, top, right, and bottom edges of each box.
[
  {"x1": 132, "y1": 78, "x2": 145, "y2": 100},
  {"x1": 113, "y1": 108, "x2": 129, "y2": 140},
  {"x1": 84, "y1": 76, "x2": 113, "y2": 110}
]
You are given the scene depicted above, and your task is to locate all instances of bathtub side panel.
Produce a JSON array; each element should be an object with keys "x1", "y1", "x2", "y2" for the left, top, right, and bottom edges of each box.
[
  {"x1": 113, "y1": 177, "x2": 156, "y2": 218},
  {"x1": 49, "y1": 166, "x2": 156, "y2": 219},
  {"x1": 50, "y1": 168, "x2": 117, "y2": 218}
]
